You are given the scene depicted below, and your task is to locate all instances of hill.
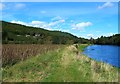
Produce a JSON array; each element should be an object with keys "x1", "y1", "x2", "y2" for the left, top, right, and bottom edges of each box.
[
  {"x1": 2, "y1": 21, "x2": 119, "y2": 45},
  {"x1": 1, "y1": 21, "x2": 89, "y2": 44}
]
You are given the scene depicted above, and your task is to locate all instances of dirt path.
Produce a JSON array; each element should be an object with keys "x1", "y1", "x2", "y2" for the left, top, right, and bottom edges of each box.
[{"x1": 61, "y1": 45, "x2": 78, "y2": 66}]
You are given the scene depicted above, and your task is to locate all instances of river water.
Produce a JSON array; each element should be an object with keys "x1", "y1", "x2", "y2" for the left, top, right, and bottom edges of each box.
[{"x1": 83, "y1": 45, "x2": 120, "y2": 68}]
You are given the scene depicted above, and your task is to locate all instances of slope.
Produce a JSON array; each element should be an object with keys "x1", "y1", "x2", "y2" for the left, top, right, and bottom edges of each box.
[
  {"x1": 3, "y1": 44, "x2": 119, "y2": 82},
  {"x1": 2, "y1": 21, "x2": 85, "y2": 44}
]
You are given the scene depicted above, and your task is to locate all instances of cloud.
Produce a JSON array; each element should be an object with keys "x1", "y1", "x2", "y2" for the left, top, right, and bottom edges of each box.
[
  {"x1": 49, "y1": 19, "x2": 65, "y2": 26},
  {"x1": 31, "y1": 21, "x2": 51, "y2": 29},
  {"x1": 11, "y1": 20, "x2": 51, "y2": 30},
  {"x1": 62, "y1": 29, "x2": 70, "y2": 32},
  {"x1": 11, "y1": 20, "x2": 28, "y2": 26},
  {"x1": 0, "y1": 3, "x2": 26, "y2": 10},
  {"x1": 50, "y1": 16, "x2": 65, "y2": 26},
  {"x1": 11, "y1": 19, "x2": 65, "y2": 30},
  {"x1": 31, "y1": 21, "x2": 45, "y2": 26},
  {"x1": 87, "y1": 34, "x2": 96, "y2": 39},
  {"x1": 0, "y1": 3, "x2": 5, "y2": 10},
  {"x1": 70, "y1": 20, "x2": 74, "y2": 22},
  {"x1": 11, "y1": 16, "x2": 65, "y2": 30},
  {"x1": 15, "y1": 3, "x2": 26, "y2": 9},
  {"x1": 98, "y1": 2, "x2": 114, "y2": 9},
  {"x1": 87, "y1": 34, "x2": 93, "y2": 37},
  {"x1": 51, "y1": 16, "x2": 63, "y2": 21},
  {"x1": 103, "y1": 33, "x2": 114, "y2": 37},
  {"x1": 72, "y1": 22, "x2": 92, "y2": 30},
  {"x1": 96, "y1": 31, "x2": 101, "y2": 33},
  {"x1": 40, "y1": 11, "x2": 47, "y2": 14}
]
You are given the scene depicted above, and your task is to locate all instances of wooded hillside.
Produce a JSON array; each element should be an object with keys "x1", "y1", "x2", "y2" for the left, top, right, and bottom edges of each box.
[
  {"x1": 2, "y1": 21, "x2": 89, "y2": 44},
  {"x1": 1, "y1": 21, "x2": 120, "y2": 45}
]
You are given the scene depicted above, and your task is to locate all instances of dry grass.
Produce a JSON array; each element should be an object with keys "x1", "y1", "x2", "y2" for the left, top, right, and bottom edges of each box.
[
  {"x1": 2, "y1": 44, "x2": 63, "y2": 67},
  {"x1": 2, "y1": 44, "x2": 119, "y2": 82},
  {"x1": 77, "y1": 44, "x2": 119, "y2": 82}
]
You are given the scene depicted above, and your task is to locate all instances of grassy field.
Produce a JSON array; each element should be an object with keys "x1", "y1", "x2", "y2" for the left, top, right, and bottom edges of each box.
[
  {"x1": 2, "y1": 44, "x2": 119, "y2": 82},
  {"x1": 2, "y1": 44, "x2": 63, "y2": 67}
]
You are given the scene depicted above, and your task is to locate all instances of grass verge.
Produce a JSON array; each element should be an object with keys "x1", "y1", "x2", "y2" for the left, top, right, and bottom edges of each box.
[{"x1": 2, "y1": 44, "x2": 119, "y2": 82}]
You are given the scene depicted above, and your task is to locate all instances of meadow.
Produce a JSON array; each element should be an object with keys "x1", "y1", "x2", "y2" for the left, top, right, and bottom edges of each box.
[
  {"x1": 2, "y1": 44, "x2": 119, "y2": 82},
  {"x1": 2, "y1": 44, "x2": 63, "y2": 67}
]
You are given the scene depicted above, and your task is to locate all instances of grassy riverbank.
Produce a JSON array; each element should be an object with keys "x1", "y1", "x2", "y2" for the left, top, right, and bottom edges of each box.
[{"x1": 2, "y1": 44, "x2": 119, "y2": 82}]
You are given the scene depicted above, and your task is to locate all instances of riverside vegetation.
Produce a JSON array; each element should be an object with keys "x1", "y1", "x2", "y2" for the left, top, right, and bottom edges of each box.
[
  {"x1": 2, "y1": 44, "x2": 119, "y2": 82},
  {"x1": 1, "y1": 21, "x2": 120, "y2": 82},
  {"x1": 2, "y1": 44, "x2": 63, "y2": 67}
]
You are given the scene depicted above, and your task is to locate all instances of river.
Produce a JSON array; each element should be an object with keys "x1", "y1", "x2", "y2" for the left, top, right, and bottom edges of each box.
[{"x1": 83, "y1": 45, "x2": 120, "y2": 68}]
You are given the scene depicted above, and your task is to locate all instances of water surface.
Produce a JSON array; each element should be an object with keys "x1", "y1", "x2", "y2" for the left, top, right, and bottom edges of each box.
[{"x1": 83, "y1": 45, "x2": 120, "y2": 67}]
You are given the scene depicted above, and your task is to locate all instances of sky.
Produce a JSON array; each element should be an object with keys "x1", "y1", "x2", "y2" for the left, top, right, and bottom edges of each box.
[
  {"x1": 1, "y1": 0, "x2": 119, "y2": 2},
  {"x1": 0, "y1": 2, "x2": 118, "y2": 39}
]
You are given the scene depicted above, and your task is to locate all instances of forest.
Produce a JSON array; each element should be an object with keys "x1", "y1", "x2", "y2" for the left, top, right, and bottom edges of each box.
[
  {"x1": 94, "y1": 35, "x2": 120, "y2": 45},
  {"x1": 1, "y1": 21, "x2": 120, "y2": 45}
]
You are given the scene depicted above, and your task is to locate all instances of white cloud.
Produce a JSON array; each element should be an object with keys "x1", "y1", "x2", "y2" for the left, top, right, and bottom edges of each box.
[
  {"x1": 0, "y1": 3, "x2": 5, "y2": 10},
  {"x1": 51, "y1": 16, "x2": 63, "y2": 21},
  {"x1": 31, "y1": 21, "x2": 45, "y2": 25},
  {"x1": 50, "y1": 16, "x2": 65, "y2": 26},
  {"x1": 87, "y1": 34, "x2": 93, "y2": 37},
  {"x1": 11, "y1": 20, "x2": 51, "y2": 30},
  {"x1": 15, "y1": 3, "x2": 26, "y2": 9},
  {"x1": 70, "y1": 20, "x2": 74, "y2": 22},
  {"x1": 31, "y1": 21, "x2": 50, "y2": 29},
  {"x1": 11, "y1": 19, "x2": 65, "y2": 30},
  {"x1": 96, "y1": 31, "x2": 101, "y2": 33},
  {"x1": 86, "y1": 34, "x2": 100, "y2": 39},
  {"x1": 40, "y1": 11, "x2": 46, "y2": 14},
  {"x1": 72, "y1": 22, "x2": 92, "y2": 30},
  {"x1": 11, "y1": 20, "x2": 28, "y2": 26},
  {"x1": 103, "y1": 33, "x2": 114, "y2": 37},
  {"x1": 98, "y1": 2, "x2": 114, "y2": 9},
  {"x1": 62, "y1": 29, "x2": 70, "y2": 32},
  {"x1": 83, "y1": 32, "x2": 115, "y2": 39},
  {"x1": 49, "y1": 19, "x2": 65, "y2": 26}
]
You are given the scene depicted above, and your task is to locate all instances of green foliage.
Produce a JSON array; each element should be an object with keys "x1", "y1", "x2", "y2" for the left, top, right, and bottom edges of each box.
[
  {"x1": 78, "y1": 44, "x2": 89, "y2": 51},
  {"x1": 2, "y1": 21, "x2": 89, "y2": 44},
  {"x1": 2, "y1": 20, "x2": 119, "y2": 45},
  {"x1": 95, "y1": 35, "x2": 120, "y2": 45}
]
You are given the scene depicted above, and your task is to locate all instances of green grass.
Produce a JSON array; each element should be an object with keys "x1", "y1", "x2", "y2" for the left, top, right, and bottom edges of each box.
[{"x1": 2, "y1": 44, "x2": 119, "y2": 82}]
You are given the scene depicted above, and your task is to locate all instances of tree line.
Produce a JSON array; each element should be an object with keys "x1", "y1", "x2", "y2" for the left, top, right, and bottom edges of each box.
[
  {"x1": 2, "y1": 21, "x2": 120, "y2": 45},
  {"x1": 94, "y1": 34, "x2": 120, "y2": 46},
  {"x1": 2, "y1": 21, "x2": 90, "y2": 44}
]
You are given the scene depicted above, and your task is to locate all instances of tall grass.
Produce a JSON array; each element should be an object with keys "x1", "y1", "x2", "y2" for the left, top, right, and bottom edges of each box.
[
  {"x1": 2, "y1": 44, "x2": 119, "y2": 82},
  {"x1": 2, "y1": 44, "x2": 63, "y2": 67},
  {"x1": 78, "y1": 44, "x2": 119, "y2": 82}
]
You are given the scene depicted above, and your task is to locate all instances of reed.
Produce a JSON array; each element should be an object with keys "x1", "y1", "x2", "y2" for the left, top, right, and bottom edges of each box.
[{"x1": 2, "y1": 44, "x2": 63, "y2": 67}]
